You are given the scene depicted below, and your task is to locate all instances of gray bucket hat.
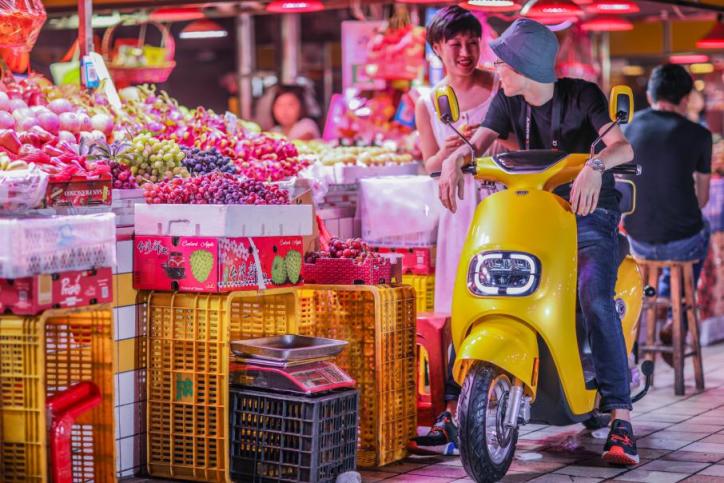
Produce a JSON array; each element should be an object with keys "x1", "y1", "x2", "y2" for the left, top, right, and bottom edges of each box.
[{"x1": 489, "y1": 18, "x2": 559, "y2": 83}]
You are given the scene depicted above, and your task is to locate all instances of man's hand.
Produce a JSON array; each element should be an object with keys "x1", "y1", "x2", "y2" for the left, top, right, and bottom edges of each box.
[
  {"x1": 439, "y1": 156, "x2": 466, "y2": 213},
  {"x1": 570, "y1": 164, "x2": 602, "y2": 216}
]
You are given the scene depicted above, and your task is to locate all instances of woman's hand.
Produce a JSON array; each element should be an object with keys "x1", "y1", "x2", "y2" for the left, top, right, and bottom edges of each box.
[
  {"x1": 439, "y1": 155, "x2": 466, "y2": 213},
  {"x1": 442, "y1": 125, "x2": 475, "y2": 155}
]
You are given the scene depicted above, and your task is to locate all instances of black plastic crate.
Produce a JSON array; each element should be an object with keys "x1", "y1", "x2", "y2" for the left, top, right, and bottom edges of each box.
[{"x1": 230, "y1": 386, "x2": 358, "y2": 483}]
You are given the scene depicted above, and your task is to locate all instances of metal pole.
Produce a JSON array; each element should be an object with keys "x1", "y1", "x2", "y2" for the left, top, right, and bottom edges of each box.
[
  {"x1": 281, "y1": 14, "x2": 301, "y2": 84},
  {"x1": 601, "y1": 32, "x2": 611, "y2": 95},
  {"x1": 236, "y1": 13, "x2": 255, "y2": 121},
  {"x1": 322, "y1": 42, "x2": 333, "y2": 118},
  {"x1": 78, "y1": 0, "x2": 93, "y2": 87}
]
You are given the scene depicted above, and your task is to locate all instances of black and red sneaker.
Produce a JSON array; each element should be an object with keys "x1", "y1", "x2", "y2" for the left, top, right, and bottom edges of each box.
[{"x1": 602, "y1": 419, "x2": 639, "y2": 465}]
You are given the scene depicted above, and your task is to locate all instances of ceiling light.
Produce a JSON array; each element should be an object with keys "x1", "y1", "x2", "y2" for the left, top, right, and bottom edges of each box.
[
  {"x1": 589, "y1": 0, "x2": 639, "y2": 14},
  {"x1": 696, "y1": 18, "x2": 724, "y2": 50},
  {"x1": 581, "y1": 16, "x2": 633, "y2": 32},
  {"x1": 621, "y1": 65, "x2": 644, "y2": 76},
  {"x1": 690, "y1": 63, "x2": 715, "y2": 74},
  {"x1": 459, "y1": 0, "x2": 520, "y2": 12},
  {"x1": 524, "y1": 0, "x2": 584, "y2": 18},
  {"x1": 149, "y1": 7, "x2": 204, "y2": 22},
  {"x1": 180, "y1": 20, "x2": 228, "y2": 39},
  {"x1": 396, "y1": 0, "x2": 453, "y2": 3},
  {"x1": 266, "y1": 1, "x2": 325, "y2": 12},
  {"x1": 669, "y1": 54, "x2": 709, "y2": 64}
]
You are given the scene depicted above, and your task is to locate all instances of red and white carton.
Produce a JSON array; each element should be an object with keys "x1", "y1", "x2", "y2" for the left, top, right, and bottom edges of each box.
[
  {"x1": 133, "y1": 235, "x2": 305, "y2": 293},
  {"x1": 0, "y1": 267, "x2": 113, "y2": 315},
  {"x1": 372, "y1": 245, "x2": 436, "y2": 275},
  {"x1": 302, "y1": 256, "x2": 402, "y2": 285}
]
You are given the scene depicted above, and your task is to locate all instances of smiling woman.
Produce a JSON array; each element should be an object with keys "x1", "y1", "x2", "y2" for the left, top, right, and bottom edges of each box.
[{"x1": 410, "y1": 5, "x2": 511, "y2": 456}]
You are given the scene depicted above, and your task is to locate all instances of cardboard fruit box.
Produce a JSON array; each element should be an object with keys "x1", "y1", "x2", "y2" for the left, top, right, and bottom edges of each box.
[
  {"x1": 133, "y1": 204, "x2": 313, "y2": 293},
  {"x1": 302, "y1": 256, "x2": 402, "y2": 285},
  {"x1": 372, "y1": 245, "x2": 436, "y2": 275},
  {"x1": 0, "y1": 267, "x2": 113, "y2": 315},
  {"x1": 43, "y1": 175, "x2": 113, "y2": 207},
  {"x1": 133, "y1": 235, "x2": 304, "y2": 292}
]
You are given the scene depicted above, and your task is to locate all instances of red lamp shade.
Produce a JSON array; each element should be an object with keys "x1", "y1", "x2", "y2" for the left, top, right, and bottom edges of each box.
[
  {"x1": 266, "y1": 1, "x2": 325, "y2": 12},
  {"x1": 460, "y1": 0, "x2": 520, "y2": 12},
  {"x1": 534, "y1": 16, "x2": 579, "y2": 26},
  {"x1": 669, "y1": 54, "x2": 709, "y2": 64},
  {"x1": 179, "y1": 20, "x2": 228, "y2": 39},
  {"x1": 149, "y1": 7, "x2": 204, "y2": 22},
  {"x1": 696, "y1": 21, "x2": 724, "y2": 49},
  {"x1": 581, "y1": 16, "x2": 633, "y2": 31},
  {"x1": 525, "y1": 0, "x2": 584, "y2": 18},
  {"x1": 397, "y1": 0, "x2": 453, "y2": 3},
  {"x1": 589, "y1": 0, "x2": 640, "y2": 14}
]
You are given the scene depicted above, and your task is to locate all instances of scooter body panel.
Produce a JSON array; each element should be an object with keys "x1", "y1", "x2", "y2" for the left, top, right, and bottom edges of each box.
[
  {"x1": 451, "y1": 188, "x2": 597, "y2": 416},
  {"x1": 617, "y1": 256, "x2": 644, "y2": 353}
]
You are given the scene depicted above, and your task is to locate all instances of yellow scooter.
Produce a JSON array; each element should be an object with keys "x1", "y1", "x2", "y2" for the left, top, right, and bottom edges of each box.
[{"x1": 432, "y1": 86, "x2": 654, "y2": 482}]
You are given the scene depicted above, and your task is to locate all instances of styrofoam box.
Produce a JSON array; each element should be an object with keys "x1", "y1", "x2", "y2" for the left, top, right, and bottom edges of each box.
[
  {"x1": 333, "y1": 163, "x2": 420, "y2": 185},
  {"x1": 0, "y1": 213, "x2": 117, "y2": 278},
  {"x1": 135, "y1": 204, "x2": 314, "y2": 237}
]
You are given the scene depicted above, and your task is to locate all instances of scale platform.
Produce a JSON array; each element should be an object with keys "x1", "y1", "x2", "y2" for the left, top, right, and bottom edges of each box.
[{"x1": 230, "y1": 335, "x2": 355, "y2": 395}]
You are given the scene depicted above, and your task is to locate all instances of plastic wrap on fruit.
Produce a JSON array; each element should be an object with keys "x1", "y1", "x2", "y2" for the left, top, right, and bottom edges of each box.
[
  {"x1": 0, "y1": 162, "x2": 49, "y2": 211},
  {"x1": 0, "y1": 0, "x2": 46, "y2": 51}
]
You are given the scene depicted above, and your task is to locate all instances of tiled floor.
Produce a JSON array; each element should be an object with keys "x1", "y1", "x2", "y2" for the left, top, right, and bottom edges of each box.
[{"x1": 127, "y1": 343, "x2": 724, "y2": 482}]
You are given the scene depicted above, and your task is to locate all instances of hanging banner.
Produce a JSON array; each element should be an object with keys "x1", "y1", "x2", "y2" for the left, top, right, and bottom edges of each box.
[{"x1": 342, "y1": 20, "x2": 385, "y2": 91}]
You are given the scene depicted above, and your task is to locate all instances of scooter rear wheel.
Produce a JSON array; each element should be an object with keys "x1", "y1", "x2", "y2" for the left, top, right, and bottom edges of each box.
[{"x1": 458, "y1": 363, "x2": 518, "y2": 483}]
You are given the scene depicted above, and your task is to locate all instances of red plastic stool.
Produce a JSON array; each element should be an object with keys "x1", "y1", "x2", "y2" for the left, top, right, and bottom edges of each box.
[
  {"x1": 46, "y1": 381, "x2": 101, "y2": 483},
  {"x1": 416, "y1": 313, "x2": 452, "y2": 427}
]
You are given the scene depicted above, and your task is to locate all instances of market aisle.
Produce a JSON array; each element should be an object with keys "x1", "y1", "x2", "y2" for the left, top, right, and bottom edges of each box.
[{"x1": 126, "y1": 342, "x2": 724, "y2": 482}]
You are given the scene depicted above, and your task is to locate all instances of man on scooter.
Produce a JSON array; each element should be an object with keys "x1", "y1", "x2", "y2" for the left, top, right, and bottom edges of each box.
[{"x1": 437, "y1": 18, "x2": 638, "y2": 465}]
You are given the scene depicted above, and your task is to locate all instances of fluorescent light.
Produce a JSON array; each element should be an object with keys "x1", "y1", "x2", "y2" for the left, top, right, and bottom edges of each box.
[
  {"x1": 690, "y1": 63, "x2": 715, "y2": 74},
  {"x1": 180, "y1": 30, "x2": 228, "y2": 39}
]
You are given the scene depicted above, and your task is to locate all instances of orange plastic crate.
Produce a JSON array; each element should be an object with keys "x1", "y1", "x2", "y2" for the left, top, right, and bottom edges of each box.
[
  {"x1": 144, "y1": 289, "x2": 298, "y2": 482},
  {"x1": 0, "y1": 306, "x2": 115, "y2": 483},
  {"x1": 297, "y1": 285, "x2": 417, "y2": 467},
  {"x1": 402, "y1": 275, "x2": 435, "y2": 314}
]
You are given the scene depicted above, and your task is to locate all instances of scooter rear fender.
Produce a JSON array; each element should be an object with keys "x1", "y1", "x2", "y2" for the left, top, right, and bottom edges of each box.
[{"x1": 453, "y1": 316, "x2": 539, "y2": 399}]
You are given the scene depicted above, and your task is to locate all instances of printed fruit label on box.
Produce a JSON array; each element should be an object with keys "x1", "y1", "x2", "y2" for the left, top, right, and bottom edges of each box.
[
  {"x1": 219, "y1": 237, "x2": 304, "y2": 290},
  {"x1": 133, "y1": 235, "x2": 304, "y2": 292}
]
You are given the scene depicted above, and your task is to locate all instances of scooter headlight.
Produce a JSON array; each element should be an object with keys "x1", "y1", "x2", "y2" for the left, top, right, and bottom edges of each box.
[{"x1": 468, "y1": 251, "x2": 541, "y2": 297}]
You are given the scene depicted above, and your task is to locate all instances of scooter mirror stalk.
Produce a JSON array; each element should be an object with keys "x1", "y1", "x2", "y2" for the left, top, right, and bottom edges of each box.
[
  {"x1": 433, "y1": 85, "x2": 478, "y2": 159},
  {"x1": 590, "y1": 85, "x2": 636, "y2": 159}
]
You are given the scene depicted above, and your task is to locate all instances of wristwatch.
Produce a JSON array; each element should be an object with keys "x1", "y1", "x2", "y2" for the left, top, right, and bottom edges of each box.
[{"x1": 586, "y1": 157, "x2": 606, "y2": 173}]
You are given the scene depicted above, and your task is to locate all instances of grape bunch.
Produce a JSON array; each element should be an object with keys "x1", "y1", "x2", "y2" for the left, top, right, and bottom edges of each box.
[
  {"x1": 305, "y1": 238, "x2": 383, "y2": 264},
  {"x1": 108, "y1": 161, "x2": 138, "y2": 189},
  {"x1": 181, "y1": 147, "x2": 238, "y2": 176},
  {"x1": 142, "y1": 171, "x2": 290, "y2": 205},
  {"x1": 128, "y1": 133, "x2": 189, "y2": 184}
]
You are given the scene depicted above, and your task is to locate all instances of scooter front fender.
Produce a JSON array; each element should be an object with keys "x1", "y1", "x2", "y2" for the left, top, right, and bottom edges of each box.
[{"x1": 453, "y1": 317, "x2": 539, "y2": 399}]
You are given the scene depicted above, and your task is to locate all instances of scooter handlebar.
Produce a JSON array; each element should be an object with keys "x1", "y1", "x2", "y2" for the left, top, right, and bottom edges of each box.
[
  {"x1": 609, "y1": 163, "x2": 642, "y2": 176},
  {"x1": 430, "y1": 165, "x2": 477, "y2": 178}
]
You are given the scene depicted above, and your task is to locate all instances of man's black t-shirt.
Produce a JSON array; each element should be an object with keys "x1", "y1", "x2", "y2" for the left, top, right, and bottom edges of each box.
[
  {"x1": 622, "y1": 108, "x2": 712, "y2": 244},
  {"x1": 482, "y1": 77, "x2": 620, "y2": 211}
]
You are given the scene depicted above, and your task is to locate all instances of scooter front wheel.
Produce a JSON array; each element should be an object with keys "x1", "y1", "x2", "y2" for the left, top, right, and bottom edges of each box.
[{"x1": 458, "y1": 363, "x2": 518, "y2": 483}]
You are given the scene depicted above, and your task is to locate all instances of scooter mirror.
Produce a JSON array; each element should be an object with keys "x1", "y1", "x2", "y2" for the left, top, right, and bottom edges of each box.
[
  {"x1": 434, "y1": 85, "x2": 460, "y2": 124},
  {"x1": 609, "y1": 85, "x2": 634, "y2": 125}
]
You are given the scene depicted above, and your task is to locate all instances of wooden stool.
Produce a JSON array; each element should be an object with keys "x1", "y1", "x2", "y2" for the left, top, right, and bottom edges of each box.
[{"x1": 635, "y1": 259, "x2": 704, "y2": 395}]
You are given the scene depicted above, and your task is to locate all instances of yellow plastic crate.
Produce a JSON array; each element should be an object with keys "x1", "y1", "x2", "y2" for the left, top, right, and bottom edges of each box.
[
  {"x1": 144, "y1": 289, "x2": 298, "y2": 482},
  {"x1": 298, "y1": 285, "x2": 417, "y2": 467},
  {"x1": 0, "y1": 306, "x2": 115, "y2": 483},
  {"x1": 402, "y1": 275, "x2": 435, "y2": 313}
]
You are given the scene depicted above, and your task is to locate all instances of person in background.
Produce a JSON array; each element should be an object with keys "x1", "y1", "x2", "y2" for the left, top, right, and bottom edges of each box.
[
  {"x1": 412, "y1": 5, "x2": 511, "y2": 456},
  {"x1": 686, "y1": 88, "x2": 709, "y2": 129},
  {"x1": 623, "y1": 64, "x2": 712, "y2": 361},
  {"x1": 271, "y1": 84, "x2": 321, "y2": 141}
]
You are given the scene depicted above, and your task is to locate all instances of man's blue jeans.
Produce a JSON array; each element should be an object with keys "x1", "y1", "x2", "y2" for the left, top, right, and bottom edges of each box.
[
  {"x1": 628, "y1": 222, "x2": 711, "y2": 300},
  {"x1": 445, "y1": 208, "x2": 632, "y2": 412}
]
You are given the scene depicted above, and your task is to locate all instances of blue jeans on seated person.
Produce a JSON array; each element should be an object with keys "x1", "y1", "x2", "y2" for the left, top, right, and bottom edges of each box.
[
  {"x1": 628, "y1": 222, "x2": 711, "y2": 327},
  {"x1": 444, "y1": 208, "x2": 632, "y2": 412}
]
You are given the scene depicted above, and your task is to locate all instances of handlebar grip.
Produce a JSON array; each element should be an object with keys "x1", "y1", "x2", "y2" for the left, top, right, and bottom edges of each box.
[
  {"x1": 610, "y1": 163, "x2": 641, "y2": 176},
  {"x1": 430, "y1": 165, "x2": 477, "y2": 178}
]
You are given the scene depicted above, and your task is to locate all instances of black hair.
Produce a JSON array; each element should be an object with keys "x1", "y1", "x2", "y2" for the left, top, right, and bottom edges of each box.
[
  {"x1": 426, "y1": 6, "x2": 482, "y2": 51},
  {"x1": 647, "y1": 64, "x2": 694, "y2": 105},
  {"x1": 271, "y1": 84, "x2": 308, "y2": 126}
]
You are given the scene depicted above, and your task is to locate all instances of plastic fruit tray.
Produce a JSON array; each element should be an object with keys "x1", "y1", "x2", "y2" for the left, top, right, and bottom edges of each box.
[
  {"x1": 303, "y1": 257, "x2": 392, "y2": 285},
  {"x1": 402, "y1": 274, "x2": 435, "y2": 314}
]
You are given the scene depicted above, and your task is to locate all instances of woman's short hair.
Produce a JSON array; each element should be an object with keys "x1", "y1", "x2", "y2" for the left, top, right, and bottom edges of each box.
[
  {"x1": 426, "y1": 6, "x2": 482, "y2": 50},
  {"x1": 271, "y1": 84, "x2": 308, "y2": 125},
  {"x1": 647, "y1": 64, "x2": 694, "y2": 105}
]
